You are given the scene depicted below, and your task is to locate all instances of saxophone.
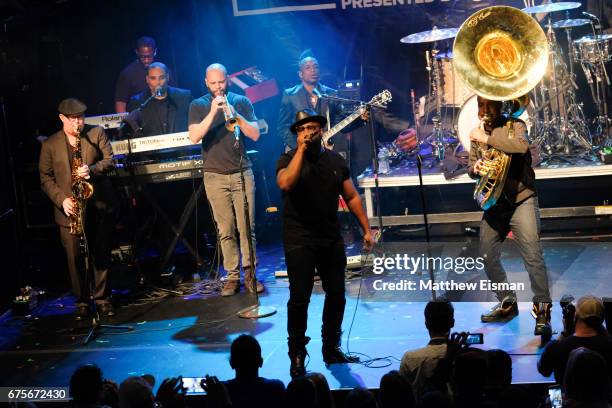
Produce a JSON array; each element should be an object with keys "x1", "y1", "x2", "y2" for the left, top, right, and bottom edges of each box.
[
  {"x1": 473, "y1": 116, "x2": 513, "y2": 210},
  {"x1": 69, "y1": 126, "x2": 94, "y2": 235}
]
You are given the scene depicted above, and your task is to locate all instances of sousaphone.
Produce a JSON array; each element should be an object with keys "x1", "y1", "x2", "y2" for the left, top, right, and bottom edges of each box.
[{"x1": 452, "y1": 6, "x2": 548, "y2": 210}]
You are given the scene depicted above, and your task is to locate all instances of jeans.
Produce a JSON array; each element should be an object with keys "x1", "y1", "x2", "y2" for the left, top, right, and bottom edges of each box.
[
  {"x1": 204, "y1": 169, "x2": 256, "y2": 280},
  {"x1": 285, "y1": 238, "x2": 347, "y2": 348},
  {"x1": 480, "y1": 196, "x2": 551, "y2": 303}
]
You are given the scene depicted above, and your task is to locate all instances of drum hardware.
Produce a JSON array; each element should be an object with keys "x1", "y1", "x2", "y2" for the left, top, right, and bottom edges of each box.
[
  {"x1": 574, "y1": 18, "x2": 612, "y2": 145},
  {"x1": 401, "y1": 26, "x2": 463, "y2": 163},
  {"x1": 518, "y1": 7, "x2": 592, "y2": 160}
]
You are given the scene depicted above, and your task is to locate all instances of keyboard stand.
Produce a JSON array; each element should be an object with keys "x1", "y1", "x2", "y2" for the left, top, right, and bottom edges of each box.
[{"x1": 140, "y1": 184, "x2": 204, "y2": 272}]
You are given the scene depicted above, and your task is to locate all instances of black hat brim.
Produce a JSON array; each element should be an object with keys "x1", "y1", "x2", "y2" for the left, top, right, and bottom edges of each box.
[{"x1": 290, "y1": 115, "x2": 327, "y2": 134}]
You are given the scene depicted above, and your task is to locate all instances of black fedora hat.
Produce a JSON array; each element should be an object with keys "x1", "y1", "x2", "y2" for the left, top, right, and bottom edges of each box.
[{"x1": 290, "y1": 109, "x2": 327, "y2": 134}]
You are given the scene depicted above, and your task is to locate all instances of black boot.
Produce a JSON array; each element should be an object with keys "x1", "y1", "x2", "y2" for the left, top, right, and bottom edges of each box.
[
  {"x1": 481, "y1": 295, "x2": 518, "y2": 323},
  {"x1": 322, "y1": 331, "x2": 360, "y2": 365},
  {"x1": 288, "y1": 337, "x2": 310, "y2": 378},
  {"x1": 532, "y1": 302, "x2": 552, "y2": 336}
]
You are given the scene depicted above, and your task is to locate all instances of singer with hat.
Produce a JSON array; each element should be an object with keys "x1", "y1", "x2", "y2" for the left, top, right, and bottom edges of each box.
[
  {"x1": 188, "y1": 63, "x2": 264, "y2": 297},
  {"x1": 122, "y1": 62, "x2": 192, "y2": 137},
  {"x1": 39, "y1": 98, "x2": 119, "y2": 320},
  {"x1": 277, "y1": 109, "x2": 375, "y2": 377}
]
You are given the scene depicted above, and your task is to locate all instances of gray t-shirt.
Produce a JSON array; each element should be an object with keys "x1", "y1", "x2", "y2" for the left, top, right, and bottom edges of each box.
[{"x1": 188, "y1": 92, "x2": 257, "y2": 174}]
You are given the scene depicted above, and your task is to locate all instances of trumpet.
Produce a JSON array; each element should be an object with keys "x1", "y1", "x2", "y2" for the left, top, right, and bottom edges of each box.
[{"x1": 221, "y1": 92, "x2": 238, "y2": 133}]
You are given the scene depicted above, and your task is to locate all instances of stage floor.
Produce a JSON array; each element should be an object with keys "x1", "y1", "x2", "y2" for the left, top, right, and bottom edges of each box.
[{"x1": 2, "y1": 238, "x2": 611, "y2": 391}]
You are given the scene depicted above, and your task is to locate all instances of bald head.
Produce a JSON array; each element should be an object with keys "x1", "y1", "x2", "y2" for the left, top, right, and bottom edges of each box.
[
  {"x1": 206, "y1": 63, "x2": 227, "y2": 77},
  {"x1": 205, "y1": 63, "x2": 228, "y2": 97}
]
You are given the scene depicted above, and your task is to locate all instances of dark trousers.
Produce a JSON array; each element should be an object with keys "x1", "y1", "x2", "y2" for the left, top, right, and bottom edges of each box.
[
  {"x1": 59, "y1": 209, "x2": 114, "y2": 305},
  {"x1": 285, "y1": 238, "x2": 347, "y2": 350},
  {"x1": 480, "y1": 196, "x2": 551, "y2": 303}
]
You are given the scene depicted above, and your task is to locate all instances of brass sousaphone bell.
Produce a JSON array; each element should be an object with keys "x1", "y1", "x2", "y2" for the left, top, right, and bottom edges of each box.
[
  {"x1": 453, "y1": 6, "x2": 549, "y2": 102},
  {"x1": 452, "y1": 6, "x2": 548, "y2": 210}
]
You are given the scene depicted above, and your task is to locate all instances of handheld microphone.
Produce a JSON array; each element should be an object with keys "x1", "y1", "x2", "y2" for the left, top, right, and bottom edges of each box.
[
  {"x1": 154, "y1": 86, "x2": 163, "y2": 97},
  {"x1": 582, "y1": 11, "x2": 599, "y2": 21}
]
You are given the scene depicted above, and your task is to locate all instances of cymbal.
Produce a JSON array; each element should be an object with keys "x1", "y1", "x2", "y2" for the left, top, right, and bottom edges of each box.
[
  {"x1": 575, "y1": 33, "x2": 612, "y2": 43},
  {"x1": 522, "y1": 2, "x2": 581, "y2": 14},
  {"x1": 551, "y1": 18, "x2": 590, "y2": 28},
  {"x1": 400, "y1": 27, "x2": 459, "y2": 44}
]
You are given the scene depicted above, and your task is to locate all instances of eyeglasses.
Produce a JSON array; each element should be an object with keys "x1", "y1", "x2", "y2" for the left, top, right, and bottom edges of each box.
[
  {"x1": 64, "y1": 114, "x2": 84, "y2": 121},
  {"x1": 296, "y1": 125, "x2": 321, "y2": 133}
]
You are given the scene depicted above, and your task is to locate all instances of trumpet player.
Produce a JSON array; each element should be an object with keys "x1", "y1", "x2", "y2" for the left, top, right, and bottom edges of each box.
[
  {"x1": 468, "y1": 96, "x2": 552, "y2": 336},
  {"x1": 277, "y1": 109, "x2": 374, "y2": 377},
  {"x1": 39, "y1": 98, "x2": 118, "y2": 321},
  {"x1": 188, "y1": 63, "x2": 263, "y2": 297}
]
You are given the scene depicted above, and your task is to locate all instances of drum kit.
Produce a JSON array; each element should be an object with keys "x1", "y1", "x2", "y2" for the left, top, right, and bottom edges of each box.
[{"x1": 400, "y1": 1, "x2": 612, "y2": 165}]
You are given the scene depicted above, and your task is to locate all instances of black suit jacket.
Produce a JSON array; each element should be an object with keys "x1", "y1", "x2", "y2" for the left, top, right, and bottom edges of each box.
[
  {"x1": 277, "y1": 83, "x2": 348, "y2": 150},
  {"x1": 125, "y1": 86, "x2": 192, "y2": 136},
  {"x1": 39, "y1": 126, "x2": 118, "y2": 227}
]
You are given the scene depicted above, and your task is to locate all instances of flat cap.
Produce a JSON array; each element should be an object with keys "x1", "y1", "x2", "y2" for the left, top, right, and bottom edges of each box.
[{"x1": 58, "y1": 98, "x2": 87, "y2": 116}]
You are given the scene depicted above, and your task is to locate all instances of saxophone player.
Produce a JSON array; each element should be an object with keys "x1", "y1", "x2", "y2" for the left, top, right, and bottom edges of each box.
[
  {"x1": 39, "y1": 98, "x2": 118, "y2": 321},
  {"x1": 468, "y1": 96, "x2": 552, "y2": 336}
]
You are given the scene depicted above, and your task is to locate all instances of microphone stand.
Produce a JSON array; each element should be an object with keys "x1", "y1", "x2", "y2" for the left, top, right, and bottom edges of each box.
[
  {"x1": 75, "y1": 128, "x2": 133, "y2": 344},
  {"x1": 81, "y1": 226, "x2": 134, "y2": 345},
  {"x1": 231, "y1": 119, "x2": 276, "y2": 319}
]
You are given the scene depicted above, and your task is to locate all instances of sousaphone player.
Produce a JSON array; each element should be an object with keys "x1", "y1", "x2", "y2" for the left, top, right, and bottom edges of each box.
[{"x1": 454, "y1": 6, "x2": 553, "y2": 336}]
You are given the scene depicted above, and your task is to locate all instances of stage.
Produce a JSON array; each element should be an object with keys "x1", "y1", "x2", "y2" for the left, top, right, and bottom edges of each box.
[
  {"x1": 2, "y1": 237, "x2": 611, "y2": 392},
  {"x1": 357, "y1": 158, "x2": 612, "y2": 225}
]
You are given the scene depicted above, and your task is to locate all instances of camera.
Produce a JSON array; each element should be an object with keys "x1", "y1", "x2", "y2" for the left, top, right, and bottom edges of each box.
[
  {"x1": 181, "y1": 377, "x2": 207, "y2": 395},
  {"x1": 465, "y1": 332, "x2": 484, "y2": 345},
  {"x1": 560, "y1": 295, "x2": 576, "y2": 336},
  {"x1": 548, "y1": 385, "x2": 562, "y2": 408}
]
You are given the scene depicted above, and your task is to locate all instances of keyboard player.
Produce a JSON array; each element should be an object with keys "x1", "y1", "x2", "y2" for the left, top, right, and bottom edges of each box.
[{"x1": 121, "y1": 62, "x2": 192, "y2": 138}]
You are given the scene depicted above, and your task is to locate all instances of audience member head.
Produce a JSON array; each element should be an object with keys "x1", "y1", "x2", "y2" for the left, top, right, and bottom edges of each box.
[
  {"x1": 379, "y1": 370, "x2": 414, "y2": 408},
  {"x1": 424, "y1": 300, "x2": 455, "y2": 338},
  {"x1": 134, "y1": 36, "x2": 156, "y2": 68},
  {"x1": 287, "y1": 376, "x2": 317, "y2": 408},
  {"x1": 417, "y1": 390, "x2": 452, "y2": 408},
  {"x1": 229, "y1": 334, "x2": 263, "y2": 378},
  {"x1": 498, "y1": 385, "x2": 540, "y2": 408},
  {"x1": 485, "y1": 349, "x2": 512, "y2": 389},
  {"x1": 563, "y1": 347, "x2": 611, "y2": 403},
  {"x1": 306, "y1": 372, "x2": 334, "y2": 408},
  {"x1": 574, "y1": 295, "x2": 606, "y2": 333},
  {"x1": 344, "y1": 387, "x2": 378, "y2": 408},
  {"x1": 69, "y1": 364, "x2": 104, "y2": 407},
  {"x1": 452, "y1": 349, "x2": 487, "y2": 399},
  {"x1": 119, "y1": 376, "x2": 155, "y2": 408}
]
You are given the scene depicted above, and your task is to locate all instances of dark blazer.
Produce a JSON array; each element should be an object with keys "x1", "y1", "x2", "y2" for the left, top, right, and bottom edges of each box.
[
  {"x1": 277, "y1": 83, "x2": 348, "y2": 150},
  {"x1": 39, "y1": 126, "x2": 117, "y2": 227},
  {"x1": 125, "y1": 86, "x2": 192, "y2": 136}
]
